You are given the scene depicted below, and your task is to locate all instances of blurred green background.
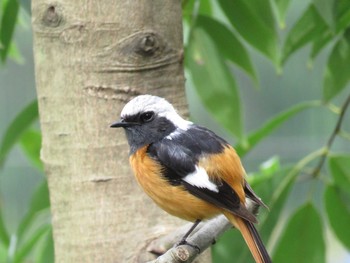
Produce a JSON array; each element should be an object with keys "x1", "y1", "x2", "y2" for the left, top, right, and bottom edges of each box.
[
  {"x1": 1, "y1": 8, "x2": 37, "y2": 233},
  {"x1": 1, "y1": 0, "x2": 350, "y2": 262}
]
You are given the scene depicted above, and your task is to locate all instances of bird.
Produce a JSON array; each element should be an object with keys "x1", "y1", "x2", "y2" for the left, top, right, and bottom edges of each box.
[{"x1": 110, "y1": 94, "x2": 271, "y2": 263}]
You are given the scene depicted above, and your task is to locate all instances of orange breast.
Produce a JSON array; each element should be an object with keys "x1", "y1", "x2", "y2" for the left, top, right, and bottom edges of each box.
[{"x1": 129, "y1": 145, "x2": 221, "y2": 222}]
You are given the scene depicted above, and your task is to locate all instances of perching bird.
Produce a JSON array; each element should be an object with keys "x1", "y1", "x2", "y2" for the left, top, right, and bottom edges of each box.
[{"x1": 111, "y1": 95, "x2": 271, "y2": 263}]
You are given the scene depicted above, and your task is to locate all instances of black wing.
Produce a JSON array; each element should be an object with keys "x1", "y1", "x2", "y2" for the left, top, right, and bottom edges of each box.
[
  {"x1": 147, "y1": 125, "x2": 257, "y2": 222},
  {"x1": 147, "y1": 125, "x2": 225, "y2": 182}
]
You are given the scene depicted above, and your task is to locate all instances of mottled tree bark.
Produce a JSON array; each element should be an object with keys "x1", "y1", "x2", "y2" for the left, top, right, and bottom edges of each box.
[{"x1": 32, "y1": 0, "x2": 210, "y2": 262}]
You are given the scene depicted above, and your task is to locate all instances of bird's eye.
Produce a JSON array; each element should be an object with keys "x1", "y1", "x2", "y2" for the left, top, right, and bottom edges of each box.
[{"x1": 140, "y1": 111, "x2": 154, "y2": 123}]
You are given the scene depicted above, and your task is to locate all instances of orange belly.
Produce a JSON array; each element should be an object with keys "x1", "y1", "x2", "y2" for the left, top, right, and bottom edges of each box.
[{"x1": 130, "y1": 145, "x2": 221, "y2": 221}]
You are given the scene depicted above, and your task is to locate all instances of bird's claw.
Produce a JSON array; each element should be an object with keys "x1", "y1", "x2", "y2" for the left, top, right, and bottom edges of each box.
[{"x1": 175, "y1": 240, "x2": 201, "y2": 254}]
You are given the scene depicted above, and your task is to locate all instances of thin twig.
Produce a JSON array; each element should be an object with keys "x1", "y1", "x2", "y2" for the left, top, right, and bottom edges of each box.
[
  {"x1": 311, "y1": 93, "x2": 350, "y2": 177},
  {"x1": 147, "y1": 215, "x2": 231, "y2": 263}
]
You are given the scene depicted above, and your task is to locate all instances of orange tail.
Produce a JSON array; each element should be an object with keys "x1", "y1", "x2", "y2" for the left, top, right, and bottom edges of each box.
[{"x1": 223, "y1": 211, "x2": 271, "y2": 263}]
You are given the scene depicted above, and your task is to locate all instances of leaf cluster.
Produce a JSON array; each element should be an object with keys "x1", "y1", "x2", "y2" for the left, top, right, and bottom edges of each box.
[
  {"x1": 183, "y1": 0, "x2": 350, "y2": 262},
  {"x1": 0, "y1": 101, "x2": 53, "y2": 263}
]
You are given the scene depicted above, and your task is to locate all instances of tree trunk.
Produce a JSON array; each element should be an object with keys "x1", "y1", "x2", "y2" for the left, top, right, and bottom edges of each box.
[{"x1": 32, "y1": 0, "x2": 210, "y2": 262}]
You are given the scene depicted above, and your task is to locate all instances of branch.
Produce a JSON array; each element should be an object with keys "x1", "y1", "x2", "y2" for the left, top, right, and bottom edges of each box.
[
  {"x1": 311, "y1": 93, "x2": 350, "y2": 177},
  {"x1": 146, "y1": 215, "x2": 231, "y2": 263}
]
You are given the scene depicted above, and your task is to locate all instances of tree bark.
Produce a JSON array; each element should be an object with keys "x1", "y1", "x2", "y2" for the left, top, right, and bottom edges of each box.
[{"x1": 32, "y1": 0, "x2": 210, "y2": 262}]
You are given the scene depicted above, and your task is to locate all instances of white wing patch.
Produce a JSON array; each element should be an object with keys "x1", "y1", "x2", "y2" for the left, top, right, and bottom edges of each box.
[
  {"x1": 165, "y1": 129, "x2": 182, "y2": 140},
  {"x1": 183, "y1": 166, "x2": 219, "y2": 192}
]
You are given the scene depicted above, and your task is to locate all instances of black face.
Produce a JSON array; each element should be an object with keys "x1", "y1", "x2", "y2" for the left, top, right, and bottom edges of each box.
[{"x1": 112, "y1": 111, "x2": 176, "y2": 154}]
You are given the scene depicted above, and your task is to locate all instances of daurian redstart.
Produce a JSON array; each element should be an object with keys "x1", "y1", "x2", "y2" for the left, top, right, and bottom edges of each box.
[{"x1": 111, "y1": 95, "x2": 271, "y2": 263}]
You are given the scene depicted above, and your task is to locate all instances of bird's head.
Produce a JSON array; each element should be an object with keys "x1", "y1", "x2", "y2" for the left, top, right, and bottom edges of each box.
[{"x1": 111, "y1": 95, "x2": 191, "y2": 154}]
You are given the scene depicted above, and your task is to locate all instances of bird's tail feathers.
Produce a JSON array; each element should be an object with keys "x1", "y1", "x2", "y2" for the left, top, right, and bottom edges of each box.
[{"x1": 223, "y1": 211, "x2": 271, "y2": 263}]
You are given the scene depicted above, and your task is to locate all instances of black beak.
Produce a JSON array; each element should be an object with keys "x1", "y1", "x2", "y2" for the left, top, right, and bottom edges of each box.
[{"x1": 110, "y1": 119, "x2": 139, "y2": 128}]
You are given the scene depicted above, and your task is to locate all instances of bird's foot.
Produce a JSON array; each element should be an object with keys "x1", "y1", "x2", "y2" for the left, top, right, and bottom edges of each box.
[{"x1": 175, "y1": 239, "x2": 201, "y2": 254}]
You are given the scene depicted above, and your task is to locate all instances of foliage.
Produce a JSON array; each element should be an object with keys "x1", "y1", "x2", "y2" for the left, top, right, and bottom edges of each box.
[
  {"x1": 0, "y1": 2, "x2": 53, "y2": 262},
  {"x1": 0, "y1": 0, "x2": 20, "y2": 62},
  {"x1": 183, "y1": 0, "x2": 350, "y2": 262},
  {"x1": 0, "y1": 100, "x2": 53, "y2": 262},
  {"x1": 0, "y1": 0, "x2": 350, "y2": 263}
]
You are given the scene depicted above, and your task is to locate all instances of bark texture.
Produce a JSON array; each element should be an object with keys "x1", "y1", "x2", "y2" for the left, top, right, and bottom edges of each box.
[{"x1": 32, "y1": 1, "x2": 210, "y2": 262}]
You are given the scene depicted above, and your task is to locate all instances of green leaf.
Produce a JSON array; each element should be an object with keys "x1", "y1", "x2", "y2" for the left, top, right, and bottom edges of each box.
[
  {"x1": 310, "y1": 30, "x2": 333, "y2": 60},
  {"x1": 260, "y1": 147, "x2": 325, "y2": 246},
  {"x1": 324, "y1": 185, "x2": 350, "y2": 249},
  {"x1": 217, "y1": 0, "x2": 279, "y2": 65},
  {"x1": 235, "y1": 101, "x2": 320, "y2": 157},
  {"x1": 17, "y1": 181, "x2": 50, "y2": 239},
  {"x1": 197, "y1": 0, "x2": 211, "y2": 16},
  {"x1": 273, "y1": 203, "x2": 325, "y2": 263},
  {"x1": 323, "y1": 29, "x2": 350, "y2": 101},
  {"x1": 196, "y1": 15, "x2": 257, "y2": 82},
  {"x1": 8, "y1": 41, "x2": 24, "y2": 64},
  {"x1": 259, "y1": 167, "x2": 296, "y2": 240},
  {"x1": 329, "y1": 155, "x2": 350, "y2": 191},
  {"x1": 186, "y1": 26, "x2": 243, "y2": 139},
  {"x1": 183, "y1": 0, "x2": 211, "y2": 23},
  {"x1": 37, "y1": 228, "x2": 54, "y2": 263},
  {"x1": 313, "y1": 0, "x2": 335, "y2": 27},
  {"x1": 335, "y1": 0, "x2": 350, "y2": 33},
  {"x1": 259, "y1": 156, "x2": 280, "y2": 176},
  {"x1": 0, "y1": 242, "x2": 6, "y2": 262},
  {"x1": 243, "y1": 0, "x2": 276, "y2": 36},
  {"x1": 13, "y1": 225, "x2": 50, "y2": 263},
  {"x1": 0, "y1": 209, "x2": 9, "y2": 247},
  {"x1": 246, "y1": 166, "x2": 293, "y2": 258},
  {"x1": 19, "y1": 129, "x2": 43, "y2": 170},
  {"x1": 0, "y1": 0, "x2": 19, "y2": 62},
  {"x1": 0, "y1": 100, "x2": 38, "y2": 167},
  {"x1": 213, "y1": 229, "x2": 253, "y2": 263},
  {"x1": 282, "y1": 5, "x2": 329, "y2": 64},
  {"x1": 248, "y1": 162, "x2": 286, "y2": 201},
  {"x1": 273, "y1": 0, "x2": 292, "y2": 28}
]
